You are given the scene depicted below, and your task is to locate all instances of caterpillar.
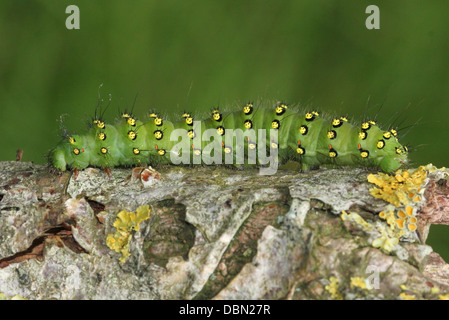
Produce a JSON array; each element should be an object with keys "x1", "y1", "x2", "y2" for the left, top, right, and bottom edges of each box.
[{"x1": 49, "y1": 101, "x2": 409, "y2": 174}]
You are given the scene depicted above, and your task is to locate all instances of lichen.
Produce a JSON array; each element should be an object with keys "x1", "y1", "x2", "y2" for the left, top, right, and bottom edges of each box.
[
  {"x1": 106, "y1": 205, "x2": 151, "y2": 263},
  {"x1": 399, "y1": 292, "x2": 417, "y2": 300},
  {"x1": 340, "y1": 210, "x2": 400, "y2": 253},
  {"x1": 325, "y1": 276, "x2": 343, "y2": 300},
  {"x1": 439, "y1": 294, "x2": 449, "y2": 300},
  {"x1": 340, "y1": 211, "x2": 373, "y2": 231},
  {"x1": 350, "y1": 277, "x2": 368, "y2": 290},
  {"x1": 371, "y1": 228, "x2": 399, "y2": 252},
  {"x1": 0, "y1": 293, "x2": 27, "y2": 300},
  {"x1": 367, "y1": 166, "x2": 428, "y2": 208},
  {"x1": 367, "y1": 165, "x2": 435, "y2": 242}
]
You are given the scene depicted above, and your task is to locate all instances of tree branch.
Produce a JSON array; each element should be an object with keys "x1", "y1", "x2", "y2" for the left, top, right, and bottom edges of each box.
[{"x1": 0, "y1": 161, "x2": 448, "y2": 300}]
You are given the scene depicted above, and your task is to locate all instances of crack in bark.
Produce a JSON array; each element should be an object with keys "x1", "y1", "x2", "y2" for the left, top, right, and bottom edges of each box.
[{"x1": 0, "y1": 222, "x2": 88, "y2": 269}]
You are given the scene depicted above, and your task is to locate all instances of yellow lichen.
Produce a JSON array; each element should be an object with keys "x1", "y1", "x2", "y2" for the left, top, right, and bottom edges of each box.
[
  {"x1": 439, "y1": 294, "x2": 449, "y2": 300},
  {"x1": 431, "y1": 287, "x2": 440, "y2": 295},
  {"x1": 340, "y1": 211, "x2": 373, "y2": 231},
  {"x1": 367, "y1": 166, "x2": 427, "y2": 208},
  {"x1": 378, "y1": 208, "x2": 397, "y2": 231},
  {"x1": 0, "y1": 293, "x2": 26, "y2": 300},
  {"x1": 372, "y1": 229, "x2": 399, "y2": 252},
  {"x1": 399, "y1": 292, "x2": 416, "y2": 300},
  {"x1": 350, "y1": 277, "x2": 368, "y2": 290},
  {"x1": 106, "y1": 205, "x2": 151, "y2": 263},
  {"x1": 325, "y1": 276, "x2": 343, "y2": 300}
]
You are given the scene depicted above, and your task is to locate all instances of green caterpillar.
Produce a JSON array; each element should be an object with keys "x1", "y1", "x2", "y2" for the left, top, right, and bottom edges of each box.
[{"x1": 49, "y1": 102, "x2": 409, "y2": 174}]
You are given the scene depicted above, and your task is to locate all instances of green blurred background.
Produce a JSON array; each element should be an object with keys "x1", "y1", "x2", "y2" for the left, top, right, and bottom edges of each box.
[{"x1": 0, "y1": 0, "x2": 448, "y2": 258}]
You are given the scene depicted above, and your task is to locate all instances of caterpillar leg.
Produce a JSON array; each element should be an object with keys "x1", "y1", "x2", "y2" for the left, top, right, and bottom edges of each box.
[
  {"x1": 104, "y1": 167, "x2": 112, "y2": 178},
  {"x1": 73, "y1": 168, "x2": 79, "y2": 180}
]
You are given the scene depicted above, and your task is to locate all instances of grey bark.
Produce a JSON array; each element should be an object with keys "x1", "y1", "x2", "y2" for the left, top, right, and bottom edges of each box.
[{"x1": 0, "y1": 161, "x2": 448, "y2": 300}]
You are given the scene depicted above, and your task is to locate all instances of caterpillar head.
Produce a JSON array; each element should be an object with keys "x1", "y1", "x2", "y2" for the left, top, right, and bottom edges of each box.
[
  {"x1": 50, "y1": 135, "x2": 90, "y2": 171},
  {"x1": 379, "y1": 145, "x2": 409, "y2": 173}
]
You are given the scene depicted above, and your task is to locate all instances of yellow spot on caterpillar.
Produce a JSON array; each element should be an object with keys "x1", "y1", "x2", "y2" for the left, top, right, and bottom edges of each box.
[
  {"x1": 396, "y1": 147, "x2": 402, "y2": 154},
  {"x1": 327, "y1": 130, "x2": 336, "y2": 139},
  {"x1": 193, "y1": 149, "x2": 201, "y2": 156},
  {"x1": 369, "y1": 120, "x2": 376, "y2": 125},
  {"x1": 305, "y1": 112, "x2": 315, "y2": 121},
  {"x1": 377, "y1": 140, "x2": 385, "y2": 149},
  {"x1": 332, "y1": 118, "x2": 342, "y2": 127},
  {"x1": 296, "y1": 147, "x2": 305, "y2": 155},
  {"x1": 128, "y1": 130, "x2": 137, "y2": 140},
  {"x1": 148, "y1": 113, "x2": 158, "y2": 118},
  {"x1": 212, "y1": 111, "x2": 222, "y2": 121},
  {"x1": 275, "y1": 103, "x2": 287, "y2": 115},
  {"x1": 340, "y1": 116, "x2": 348, "y2": 122},
  {"x1": 224, "y1": 146, "x2": 232, "y2": 154},
  {"x1": 188, "y1": 129, "x2": 195, "y2": 139},
  {"x1": 69, "y1": 137, "x2": 76, "y2": 145},
  {"x1": 329, "y1": 150, "x2": 337, "y2": 158},
  {"x1": 360, "y1": 151, "x2": 369, "y2": 158},
  {"x1": 271, "y1": 120, "x2": 280, "y2": 129},
  {"x1": 181, "y1": 112, "x2": 191, "y2": 118},
  {"x1": 185, "y1": 117, "x2": 193, "y2": 125},
  {"x1": 157, "y1": 149, "x2": 166, "y2": 156},
  {"x1": 127, "y1": 117, "x2": 136, "y2": 126},
  {"x1": 73, "y1": 148, "x2": 80, "y2": 155},
  {"x1": 122, "y1": 113, "x2": 131, "y2": 118},
  {"x1": 299, "y1": 125, "x2": 308, "y2": 135},
  {"x1": 154, "y1": 117, "x2": 163, "y2": 126},
  {"x1": 248, "y1": 142, "x2": 256, "y2": 150},
  {"x1": 154, "y1": 130, "x2": 163, "y2": 140},
  {"x1": 391, "y1": 129, "x2": 398, "y2": 136},
  {"x1": 98, "y1": 132, "x2": 106, "y2": 141},
  {"x1": 361, "y1": 122, "x2": 370, "y2": 130},
  {"x1": 243, "y1": 103, "x2": 253, "y2": 115},
  {"x1": 244, "y1": 120, "x2": 252, "y2": 129},
  {"x1": 96, "y1": 121, "x2": 105, "y2": 129},
  {"x1": 133, "y1": 148, "x2": 140, "y2": 155},
  {"x1": 217, "y1": 126, "x2": 225, "y2": 136},
  {"x1": 383, "y1": 131, "x2": 391, "y2": 139},
  {"x1": 358, "y1": 131, "x2": 367, "y2": 140},
  {"x1": 271, "y1": 142, "x2": 278, "y2": 149},
  {"x1": 100, "y1": 147, "x2": 108, "y2": 154}
]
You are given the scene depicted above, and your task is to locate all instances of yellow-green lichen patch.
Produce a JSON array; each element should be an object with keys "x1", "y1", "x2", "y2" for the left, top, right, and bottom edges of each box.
[
  {"x1": 399, "y1": 292, "x2": 417, "y2": 300},
  {"x1": 340, "y1": 211, "x2": 374, "y2": 232},
  {"x1": 341, "y1": 210, "x2": 401, "y2": 253},
  {"x1": 106, "y1": 205, "x2": 151, "y2": 263},
  {"x1": 371, "y1": 228, "x2": 399, "y2": 253},
  {"x1": 367, "y1": 166, "x2": 432, "y2": 241},
  {"x1": 0, "y1": 293, "x2": 27, "y2": 300},
  {"x1": 325, "y1": 276, "x2": 343, "y2": 300},
  {"x1": 350, "y1": 277, "x2": 369, "y2": 290},
  {"x1": 367, "y1": 166, "x2": 427, "y2": 208}
]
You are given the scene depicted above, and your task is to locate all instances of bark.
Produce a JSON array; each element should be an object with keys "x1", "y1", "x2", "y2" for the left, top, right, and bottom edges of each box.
[{"x1": 0, "y1": 161, "x2": 448, "y2": 300}]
